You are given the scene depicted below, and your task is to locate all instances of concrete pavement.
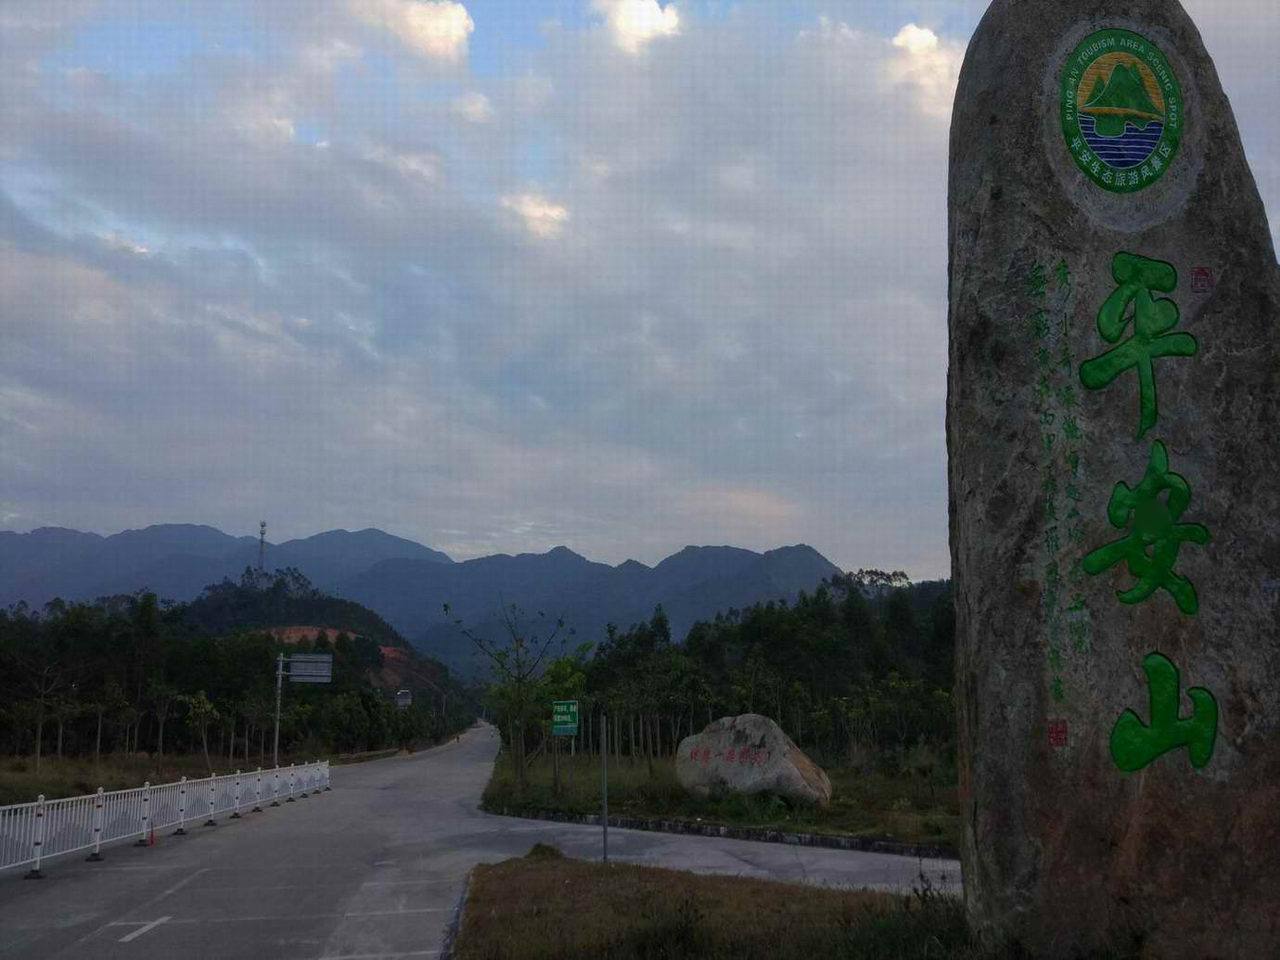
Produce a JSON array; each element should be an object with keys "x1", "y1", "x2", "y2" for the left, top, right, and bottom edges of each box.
[{"x1": 0, "y1": 723, "x2": 961, "y2": 959}]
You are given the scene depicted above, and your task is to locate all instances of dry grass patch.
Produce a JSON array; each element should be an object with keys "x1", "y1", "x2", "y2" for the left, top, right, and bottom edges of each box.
[
  {"x1": 0, "y1": 754, "x2": 229, "y2": 805},
  {"x1": 482, "y1": 753, "x2": 959, "y2": 851},
  {"x1": 0, "y1": 744, "x2": 407, "y2": 805},
  {"x1": 453, "y1": 846, "x2": 982, "y2": 960}
]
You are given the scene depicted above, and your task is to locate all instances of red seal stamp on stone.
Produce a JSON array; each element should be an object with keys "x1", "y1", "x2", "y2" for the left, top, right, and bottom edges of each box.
[
  {"x1": 1048, "y1": 720, "x2": 1069, "y2": 748},
  {"x1": 1191, "y1": 267, "x2": 1215, "y2": 293}
]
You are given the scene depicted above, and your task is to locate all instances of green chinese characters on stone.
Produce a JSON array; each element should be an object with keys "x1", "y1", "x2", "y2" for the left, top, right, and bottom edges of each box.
[
  {"x1": 1111, "y1": 652, "x2": 1218, "y2": 771},
  {"x1": 1082, "y1": 440, "x2": 1210, "y2": 614},
  {"x1": 1080, "y1": 253, "x2": 1197, "y2": 438}
]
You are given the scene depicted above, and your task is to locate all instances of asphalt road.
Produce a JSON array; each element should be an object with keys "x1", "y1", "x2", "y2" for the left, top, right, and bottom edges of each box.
[{"x1": 0, "y1": 723, "x2": 961, "y2": 959}]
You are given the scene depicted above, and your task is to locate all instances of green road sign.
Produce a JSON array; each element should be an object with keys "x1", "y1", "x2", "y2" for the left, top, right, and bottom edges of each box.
[{"x1": 552, "y1": 700, "x2": 579, "y2": 736}]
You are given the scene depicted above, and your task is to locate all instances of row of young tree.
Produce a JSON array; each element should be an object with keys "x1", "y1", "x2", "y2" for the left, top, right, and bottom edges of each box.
[
  {"x1": 470, "y1": 571, "x2": 956, "y2": 789},
  {"x1": 0, "y1": 570, "x2": 474, "y2": 773}
]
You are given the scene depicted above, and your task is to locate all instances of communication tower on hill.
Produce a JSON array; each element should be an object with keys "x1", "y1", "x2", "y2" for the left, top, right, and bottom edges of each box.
[{"x1": 259, "y1": 520, "x2": 267, "y2": 572}]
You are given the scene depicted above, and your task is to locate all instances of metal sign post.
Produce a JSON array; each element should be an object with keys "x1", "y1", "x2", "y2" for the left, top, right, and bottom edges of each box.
[
  {"x1": 273, "y1": 653, "x2": 283, "y2": 769},
  {"x1": 551, "y1": 700, "x2": 578, "y2": 799},
  {"x1": 600, "y1": 712, "x2": 608, "y2": 864},
  {"x1": 273, "y1": 653, "x2": 333, "y2": 768}
]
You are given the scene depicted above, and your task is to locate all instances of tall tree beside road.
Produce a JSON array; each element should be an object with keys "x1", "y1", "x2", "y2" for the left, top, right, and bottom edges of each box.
[
  {"x1": 180, "y1": 690, "x2": 219, "y2": 774},
  {"x1": 149, "y1": 682, "x2": 180, "y2": 763},
  {"x1": 1, "y1": 606, "x2": 81, "y2": 772},
  {"x1": 449, "y1": 602, "x2": 569, "y2": 792}
]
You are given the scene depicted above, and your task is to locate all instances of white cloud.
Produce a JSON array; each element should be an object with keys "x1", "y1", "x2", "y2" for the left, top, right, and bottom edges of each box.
[
  {"x1": 591, "y1": 0, "x2": 680, "y2": 54},
  {"x1": 800, "y1": 16, "x2": 863, "y2": 45},
  {"x1": 888, "y1": 23, "x2": 964, "y2": 120},
  {"x1": 365, "y1": 144, "x2": 442, "y2": 183},
  {"x1": 452, "y1": 91, "x2": 493, "y2": 123},
  {"x1": 224, "y1": 83, "x2": 297, "y2": 143},
  {"x1": 717, "y1": 161, "x2": 756, "y2": 193},
  {"x1": 580, "y1": 155, "x2": 612, "y2": 179},
  {"x1": 891, "y1": 22, "x2": 939, "y2": 56},
  {"x1": 300, "y1": 38, "x2": 362, "y2": 74},
  {"x1": 2, "y1": 1, "x2": 1274, "y2": 578},
  {"x1": 100, "y1": 233, "x2": 150, "y2": 256},
  {"x1": 501, "y1": 193, "x2": 570, "y2": 239},
  {"x1": 352, "y1": 0, "x2": 474, "y2": 62},
  {"x1": 234, "y1": 109, "x2": 296, "y2": 143}
]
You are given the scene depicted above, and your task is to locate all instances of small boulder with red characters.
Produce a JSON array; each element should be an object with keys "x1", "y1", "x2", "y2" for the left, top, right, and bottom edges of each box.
[{"x1": 675, "y1": 713, "x2": 831, "y2": 807}]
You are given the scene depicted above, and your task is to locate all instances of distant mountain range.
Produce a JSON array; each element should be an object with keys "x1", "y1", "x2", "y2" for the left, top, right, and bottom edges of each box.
[
  {"x1": 0, "y1": 525, "x2": 842, "y2": 675},
  {"x1": 0, "y1": 525, "x2": 448, "y2": 603}
]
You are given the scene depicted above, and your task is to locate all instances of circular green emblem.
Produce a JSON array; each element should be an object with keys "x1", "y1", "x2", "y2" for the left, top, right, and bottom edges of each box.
[{"x1": 1060, "y1": 28, "x2": 1183, "y2": 193}]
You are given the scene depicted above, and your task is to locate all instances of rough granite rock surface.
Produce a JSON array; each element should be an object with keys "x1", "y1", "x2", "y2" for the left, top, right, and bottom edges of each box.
[
  {"x1": 948, "y1": 2, "x2": 1280, "y2": 957},
  {"x1": 676, "y1": 714, "x2": 832, "y2": 807}
]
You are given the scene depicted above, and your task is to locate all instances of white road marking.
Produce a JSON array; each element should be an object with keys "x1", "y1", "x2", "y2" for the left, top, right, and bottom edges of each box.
[
  {"x1": 314, "y1": 952, "x2": 439, "y2": 959},
  {"x1": 65, "y1": 867, "x2": 212, "y2": 950},
  {"x1": 118, "y1": 916, "x2": 171, "y2": 942},
  {"x1": 154, "y1": 907, "x2": 451, "y2": 926},
  {"x1": 187, "y1": 878, "x2": 460, "y2": 892},
  {"x1": 152, "y1": 866, "x2": 210, "y2": 902},
  {"x1": 340, "y1": 909, "x2": 451, "y2": 918}
]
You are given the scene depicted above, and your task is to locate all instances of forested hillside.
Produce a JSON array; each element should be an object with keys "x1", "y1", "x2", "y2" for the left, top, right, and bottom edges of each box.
[
  {"x1": 0, "y1": 569, "x2": 473, "y2": 779},
  {"x1": 181, "y1": 567, "x2": 409, "y2": 645},
  {"x1": 475, "y1": 570, "x2": 956, "y2": 787}
]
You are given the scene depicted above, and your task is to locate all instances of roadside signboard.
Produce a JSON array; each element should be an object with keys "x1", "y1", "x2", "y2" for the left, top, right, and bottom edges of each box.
[
  {"x1": 552, "y1": 700, "x2": 578, "y2": 736},
  {"x1": 273, "y1": 651, "x2": 334, "y2": 767},
  {"x1": 288, "y1": 654, "x2": 333, "y2": 684}
]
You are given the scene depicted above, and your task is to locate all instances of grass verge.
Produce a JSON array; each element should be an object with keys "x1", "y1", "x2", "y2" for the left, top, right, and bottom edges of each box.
[
  {"x1": 1, "y1": 754, "x2": 241, "y2": 805},
  {"x1": 481, "y1": 752, "x2": 959, "y2": 851},
  {"x1": 0, "y1": 734, "x2": 457, "y2": 805},
  {"x1": 453, "y1": 845, "x2": 985, "y2": 960}
]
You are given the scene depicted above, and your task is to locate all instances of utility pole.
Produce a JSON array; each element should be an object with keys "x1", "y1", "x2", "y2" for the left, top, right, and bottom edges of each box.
[
  {"x1": 272, "y1": 653, "x2": 284, "y2": 768},
  {"x1": 417, "y1": 675, "x2": 449, "y2": 729},
  {"x1": 258, "y1": 521, "x2": 267, "y2": 572},
  {"x1": 601, "y1": 712, "x2": 608, "y2": 864}
]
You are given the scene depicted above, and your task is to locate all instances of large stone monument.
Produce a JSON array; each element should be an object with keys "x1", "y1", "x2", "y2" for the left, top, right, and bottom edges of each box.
[{"x1": 948, "y1": 1, "x2": 1280, "y2": 956}]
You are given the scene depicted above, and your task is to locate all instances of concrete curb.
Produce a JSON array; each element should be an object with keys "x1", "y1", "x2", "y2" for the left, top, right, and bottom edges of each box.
[
  {"x1": 438, "y1": 869, "x2": 472, "y2": 960},
  {"x1": 485, "y1": 806, "x2": 958, "y2": 862}
]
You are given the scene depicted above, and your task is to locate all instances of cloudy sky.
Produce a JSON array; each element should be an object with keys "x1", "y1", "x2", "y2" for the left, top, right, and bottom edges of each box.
[{"x1": 1, "y1": 1, "x2": 1276, "y2": 577}]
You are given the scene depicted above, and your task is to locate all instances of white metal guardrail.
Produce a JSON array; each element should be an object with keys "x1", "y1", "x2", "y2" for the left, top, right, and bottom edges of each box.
[{"x1": 0, "y1": 761, "x2": 330, "y2": 878}]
